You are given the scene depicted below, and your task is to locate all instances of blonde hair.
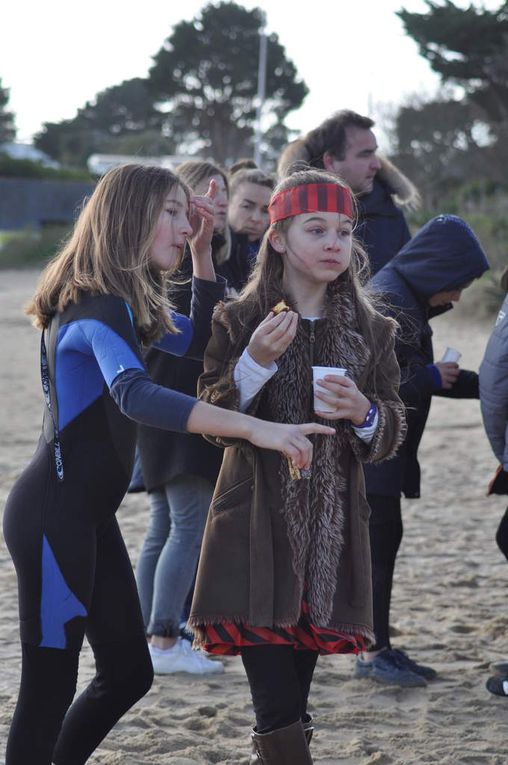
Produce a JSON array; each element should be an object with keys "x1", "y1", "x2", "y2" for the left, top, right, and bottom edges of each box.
[
  {"x1": 228, "y1": 166, "x2": 274, "y2": 199},
  {"x1": 26, "y1": 164, "x2": 190, "y2": 344}
]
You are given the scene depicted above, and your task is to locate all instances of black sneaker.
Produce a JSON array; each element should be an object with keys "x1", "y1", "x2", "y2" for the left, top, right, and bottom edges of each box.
[
  {"x1": 486, "y1": 674, "x2": 508, "y2": 697},
  {"x1": 491, "y1": 660, "x2": 508, "y2": 676},
  {"x1": 392, "y1": 648, "x2": 437, "y2": 681}
]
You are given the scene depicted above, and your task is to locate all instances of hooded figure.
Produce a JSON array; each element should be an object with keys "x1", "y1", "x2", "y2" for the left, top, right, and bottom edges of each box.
[
  {"x1": 365, "y1": 214, "x2": 490, "y2": 499},
  {"x1": 354, "y1": 214, "x2": 489, "y2": 688}
]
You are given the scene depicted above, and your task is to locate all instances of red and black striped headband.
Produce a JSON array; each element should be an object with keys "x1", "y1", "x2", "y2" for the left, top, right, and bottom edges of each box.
[{"x1": 269, "y1": 183, "x2": 353, "y2": 224}]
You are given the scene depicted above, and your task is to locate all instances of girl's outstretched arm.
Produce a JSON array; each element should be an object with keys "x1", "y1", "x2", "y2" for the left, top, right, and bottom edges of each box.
[{"x1": 186, "y1": 401, "x2": 334, "y2": 470}]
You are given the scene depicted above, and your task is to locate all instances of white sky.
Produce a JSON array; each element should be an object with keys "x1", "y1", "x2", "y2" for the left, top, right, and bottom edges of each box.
[{"x1": 0, "y1": 0, "x2": 497, "y2": 147}]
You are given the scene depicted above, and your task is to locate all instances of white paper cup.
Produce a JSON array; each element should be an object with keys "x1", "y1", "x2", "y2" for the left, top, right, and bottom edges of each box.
[
  {"x1": 441, "y1": 347, "x2": 461, "y2": 363},
  {"x1": 312, "y1": 366, "x2": 347, "y2": 412}
]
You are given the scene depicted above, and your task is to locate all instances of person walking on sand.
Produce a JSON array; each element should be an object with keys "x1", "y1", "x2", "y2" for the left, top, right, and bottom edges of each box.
[
  {"x1": 2, "y1": 164, "x2": 333, "y2": 765},
  {"x1": 135, "y1": 159, "x2": 253, "y2": 675},
  {"x1": 479, "y1": 265, "x2": 508, "y2": 697},
  {"x1": 355, "y1": 215, "x2": 489, "y2": 687},
  {"x1": 188, "y1": 169, "x2": 406, "y2": 763}
]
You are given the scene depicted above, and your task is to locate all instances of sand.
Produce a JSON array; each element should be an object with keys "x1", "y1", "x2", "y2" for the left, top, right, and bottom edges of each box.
[{"x1": 1, "y1": 268, "x2": 508, "y2": 764}]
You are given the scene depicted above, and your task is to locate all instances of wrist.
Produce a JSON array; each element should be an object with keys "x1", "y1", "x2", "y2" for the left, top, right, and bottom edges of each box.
[
  {"x1": 352, "y1": 402, "x2": 377, "y2": 428},
  {"x1": 248, "y1": 347, "x2": 273, "y2": 369}
]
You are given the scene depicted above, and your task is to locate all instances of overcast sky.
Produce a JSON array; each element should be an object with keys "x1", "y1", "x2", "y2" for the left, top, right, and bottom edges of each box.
[{"x1": 0, "y1": 0, "x2": 496, "y2": 146}]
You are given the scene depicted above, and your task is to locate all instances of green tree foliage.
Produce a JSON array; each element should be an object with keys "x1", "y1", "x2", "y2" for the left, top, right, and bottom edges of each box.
[
  {"x1": 0, "y1": 79, "x2": 16, "y2": 143},
  {"x1": 78, "y1": 78, "x2": 163, "y2": 136},
  {"x1": 148, "y1": 2, "x2": 308, "y2": 164},
  {"x1": 35, "y1": 79, "x2": 165, "y2": 166},
  {"x1": 398, "y1": 1, "x2": 508, "y2": 123},
  {"x1": 390, "y1": 95, "x2": 486, "y2": 205}
]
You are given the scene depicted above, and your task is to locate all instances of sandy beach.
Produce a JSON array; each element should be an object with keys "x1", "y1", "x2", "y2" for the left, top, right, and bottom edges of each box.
[{"x1": 1, "y1": 268, "x2": 508, "y2": 764}]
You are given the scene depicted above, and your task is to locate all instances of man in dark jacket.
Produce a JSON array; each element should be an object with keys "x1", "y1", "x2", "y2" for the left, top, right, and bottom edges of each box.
[
  {"x1": 355, "y1": 215, "x2": 490, "y2": 687},
  {"x1": 277, "y1": 110, "x2": 420, "y2": 275}
]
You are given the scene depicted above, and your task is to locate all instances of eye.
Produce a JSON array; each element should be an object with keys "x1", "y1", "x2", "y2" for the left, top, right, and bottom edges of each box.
[
  {"x1": 308, "y1": 227, "x2": 325, "y2": 235},
  {"x1": 165, "y1": 207, "x2": 178, "y2": 216}
]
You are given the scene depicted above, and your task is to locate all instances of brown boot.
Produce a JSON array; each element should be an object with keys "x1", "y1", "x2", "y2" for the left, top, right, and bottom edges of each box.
[
  {"x1": 250, "y1": 717, "x2": 315, "y2": 763},
  {"x1": 250, "y1": 720, "x2": 313, "y2": 764}
]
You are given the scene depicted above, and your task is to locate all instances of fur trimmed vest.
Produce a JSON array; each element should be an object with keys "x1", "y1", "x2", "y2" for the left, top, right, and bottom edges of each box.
[{"x1": 189, "y1": 281, "x2": 406, "y2": 643}]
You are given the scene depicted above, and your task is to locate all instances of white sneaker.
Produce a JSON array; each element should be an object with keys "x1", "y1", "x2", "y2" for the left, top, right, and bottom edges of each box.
[{"x1": 149, "y1": 638, "x2": 224, "y2": 675}]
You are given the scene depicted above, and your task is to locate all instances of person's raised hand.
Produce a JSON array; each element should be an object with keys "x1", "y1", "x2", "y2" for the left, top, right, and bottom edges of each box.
[
  {"x1": 188, "y1": 178, "x2": 217, "y2": 264},
  {"x1": 247, "y1": 310, "x2": 299, "y2": 368}
]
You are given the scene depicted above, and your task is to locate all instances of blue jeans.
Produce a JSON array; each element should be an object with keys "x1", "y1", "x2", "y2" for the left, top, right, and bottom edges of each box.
[{"x1": 135, "y1": 474, "x2": 213, "y2": 637}]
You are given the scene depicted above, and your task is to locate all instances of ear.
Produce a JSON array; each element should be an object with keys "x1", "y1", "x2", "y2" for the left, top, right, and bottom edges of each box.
[
  {"x1": 323, "y1": 151, "x2": 337, "y2": 172},
  {"x1": 269, "y1": 230, "x2": 286, "y2": 254}
]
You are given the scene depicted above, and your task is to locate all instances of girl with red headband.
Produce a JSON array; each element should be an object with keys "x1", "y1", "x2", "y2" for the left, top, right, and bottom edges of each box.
[{"x1": 189, "y1": 169, "x2": 406, "y2": 764}]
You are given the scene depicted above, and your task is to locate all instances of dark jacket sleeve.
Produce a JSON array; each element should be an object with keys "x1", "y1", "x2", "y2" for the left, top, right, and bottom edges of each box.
[
  {"x1": 348, "y1": 319, "x2": 407, "y2": 464},
  {"x1": 434, "y1": 369, "x2": 479, "y2": 399},
  {"x1": 153, "y1": 276, "x2": 226, "y2": 360}
]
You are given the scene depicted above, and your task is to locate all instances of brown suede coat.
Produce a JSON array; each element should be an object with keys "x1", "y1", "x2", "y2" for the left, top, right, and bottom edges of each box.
[{"x1": 189, "y1": 284, "x2": 406, "y2": 646}]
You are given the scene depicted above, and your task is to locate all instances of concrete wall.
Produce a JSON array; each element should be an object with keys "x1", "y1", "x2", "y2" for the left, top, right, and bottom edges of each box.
[{"x1": 0, "y1": 178, "x2": 95, "y2": 230}]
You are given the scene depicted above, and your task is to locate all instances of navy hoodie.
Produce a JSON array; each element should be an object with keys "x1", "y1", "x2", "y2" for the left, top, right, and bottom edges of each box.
[{"x1": 364, "y1": 214, "x2": 489, "y2": 498}]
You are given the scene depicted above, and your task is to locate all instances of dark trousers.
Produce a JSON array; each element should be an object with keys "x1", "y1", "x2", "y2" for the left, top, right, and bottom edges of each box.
[
  {"x1": 367, "y1": 493, "x2": 403, "y2": 651},
  {"x1": 496, "y1": 506, "x2": 508, "y2": 561},
  {"x1": 241, "y1": 645, "x2": 319, "y2": 734}
]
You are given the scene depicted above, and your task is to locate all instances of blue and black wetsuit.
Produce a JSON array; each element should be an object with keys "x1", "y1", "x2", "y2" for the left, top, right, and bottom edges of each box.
[{"x1": 3, "y1": 277, "x2": 224, "y2": 765}]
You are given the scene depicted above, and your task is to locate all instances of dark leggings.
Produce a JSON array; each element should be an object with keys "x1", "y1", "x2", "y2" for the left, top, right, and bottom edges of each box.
[
  {"x1": 4, "y1": 511, "x2": 153, "y2": 765},
  {"x1": 496, "y1": 506, "x2": 508, "y2": 561},
  {"x1": 6, "y1": 636, "x2": 153, "y2": 765},
  {"x1": 241, "y1": 645, "x2": 319, "y2": 734},
  {"x1": 367, "y1": 494, "x2": 403, "y2": 652}
]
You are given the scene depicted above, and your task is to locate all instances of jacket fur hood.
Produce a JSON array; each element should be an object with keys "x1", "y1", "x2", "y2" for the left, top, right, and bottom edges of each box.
[{"x1": 377, "y1": 154, "x2": 421, "y2": 211}]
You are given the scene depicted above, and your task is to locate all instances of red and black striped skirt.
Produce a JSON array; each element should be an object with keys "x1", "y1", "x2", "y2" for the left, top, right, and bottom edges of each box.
[{"x1": 201, "y1": 598, "x2": 368, "y2": 656}]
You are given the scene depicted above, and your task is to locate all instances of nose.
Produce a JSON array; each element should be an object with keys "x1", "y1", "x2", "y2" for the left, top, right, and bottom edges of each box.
[
  {"x1": 181, "y1": 216, "x2": 193, "y2": 237},
  {"x1": 216, "y1": 192, "x2": 228, "y2": 210},
  {"x1": 325, "y1": 234, "x2": 342, "y2": 251}
]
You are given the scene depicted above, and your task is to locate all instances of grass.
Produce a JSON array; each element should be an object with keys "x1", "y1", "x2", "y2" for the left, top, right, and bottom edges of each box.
[{"x1": 0, "y1": 226, "x2": 70, "y2": 269}]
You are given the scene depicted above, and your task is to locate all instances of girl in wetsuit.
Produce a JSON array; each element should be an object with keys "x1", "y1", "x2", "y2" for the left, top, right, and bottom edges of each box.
[{"x1": 2, "y1": 163, "x2": 333, "y2": 765}]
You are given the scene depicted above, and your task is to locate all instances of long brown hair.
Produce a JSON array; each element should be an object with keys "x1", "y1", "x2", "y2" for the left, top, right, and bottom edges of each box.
[
  {"x1": 233, "y1": 170, "x2": 392, "y2": 390},
  {"x1": 26, "y1": 164, "x2": 190, "y2": 344},
  {"x1": 239, "y1": 169, "x2": 369, "y2": 312}
]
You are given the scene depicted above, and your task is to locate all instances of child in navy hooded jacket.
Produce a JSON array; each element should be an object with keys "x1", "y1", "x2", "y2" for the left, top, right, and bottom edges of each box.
[{"x1": 355, "y1": 215, "x2": 489, "y2": 687}]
